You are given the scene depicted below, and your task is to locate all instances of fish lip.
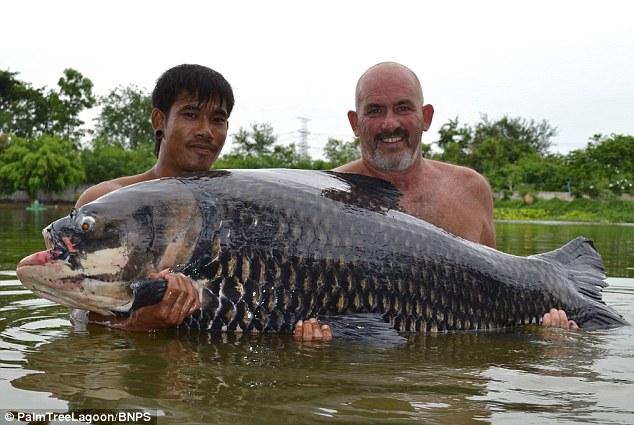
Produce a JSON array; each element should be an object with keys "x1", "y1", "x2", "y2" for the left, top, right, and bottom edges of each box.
[
  {"x1": 16, "y1": 264, "x2": 85, "y2": 309},
  {"x1": 19, "y1": 267, "x2": 131, "y2": 315},
  {"x1": 31, "y1": 285, "x2": 118, "y2": 316}
]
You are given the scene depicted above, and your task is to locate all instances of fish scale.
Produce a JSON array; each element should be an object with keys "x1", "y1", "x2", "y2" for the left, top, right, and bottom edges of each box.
[{"x1": 191, "y1": 246, "x2": 555, "y2": 332}]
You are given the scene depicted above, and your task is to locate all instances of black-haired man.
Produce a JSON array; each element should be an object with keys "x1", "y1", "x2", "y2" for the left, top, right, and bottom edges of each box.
[
  {"x1": 78, "y1": 64, "x2": 234, "y2": 206},
  {"x1": 75, "y1": 64, "x2": 234, "y2": 331},
  {"x1": 76, "y1": 64, "x2": 331, "y2": 338}
]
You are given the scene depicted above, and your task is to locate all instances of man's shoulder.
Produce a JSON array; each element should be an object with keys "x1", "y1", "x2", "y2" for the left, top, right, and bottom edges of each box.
[
  {"x1": 426, "y1": 159, "x2": 489, "y2": 186},
  {"x1": 427, "y1": 158, "x2": 478, "y2": 175},
  {"x1": 333, "y1": 159, "x2": 366, "y2": 173},
  {"x1": 75, "y1": 173, "x2": 152, "y2": 207}
]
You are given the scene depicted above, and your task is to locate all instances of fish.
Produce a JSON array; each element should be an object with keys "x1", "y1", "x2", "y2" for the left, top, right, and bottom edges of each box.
[{"x1": 15, "y1": 169, "x2": 628, "y2": 334}]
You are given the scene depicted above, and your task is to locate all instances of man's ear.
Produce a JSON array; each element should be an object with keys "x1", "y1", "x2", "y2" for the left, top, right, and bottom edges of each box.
[
  {"x1": 422, "y1": 104, "x2": 434, "y2": 132},
  {"x1": 347, "y1": 110, "x2": 359, "y2": 136},
  {"x1": 151, "y1": 108, "x2": 166, "y2": 130}
]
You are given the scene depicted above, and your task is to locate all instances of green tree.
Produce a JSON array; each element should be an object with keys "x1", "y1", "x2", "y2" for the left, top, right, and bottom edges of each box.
[
  {"x1": 216, "y1": 143, "x2": 312, "y2": 169},
  {"x1": 231, "y1": 123, "x2": 277, "y2": 155},
  {"x1": 93, "y1": 85, "x2": 153, "y2": 149},
  {"x1": 0, "y1": 70, "x2": 49, "y2": 138},
  {"x1": 48, "y1": 68, "x2": 96, "y2": 142},
  {"x1": 81, "y1": 139, "x2": 155, "y2": 183},
  {"x1": 0, "y1": 68, "x2": 95, "y2": 142},
  {"x1": 434, "y1": 116, "x2": 556, "y2": 169},
  {"x1": 0, "y1": 132, "x2": 10, "y2": 152},
  {"x1": 474, "y1": 115, "x2": 555, "y2": 156},
  {"x1": 216, "y1": 122, "x2": 314, "y2": 169},
  {"x1": 435, "y1": 117, "x2": 473, "y2": 165},
  {"x1": 487, "y1": 152, "x2": 567, "y2": 193},
  {"x1": 322, "y1": 137, "x2": 360, "y2": 167},
  {"x1": 0, "y1": 135, "x2": 85, "y2": 199},
  {"x1": 566, "y1": 134, "x2": 634, "y2": 196},
  {"x1": 432, "y1": 115, "x2": 558, "y2": 191}
]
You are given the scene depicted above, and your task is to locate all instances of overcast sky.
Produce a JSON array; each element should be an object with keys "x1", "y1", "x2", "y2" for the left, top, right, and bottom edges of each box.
[{"x1": 2, "y1": 0, "x2": 633, "y2": 158}]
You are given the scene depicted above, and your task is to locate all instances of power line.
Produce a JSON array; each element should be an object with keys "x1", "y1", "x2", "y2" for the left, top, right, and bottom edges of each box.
[{"x1": 296, "y1": 117, "x2": 310, "y2": 158}]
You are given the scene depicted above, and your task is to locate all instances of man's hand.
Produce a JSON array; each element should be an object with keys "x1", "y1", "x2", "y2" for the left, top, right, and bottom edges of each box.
[
  {"x1": 142, "y1": 269, "x2": 201, "y2": 326},
  {"x1": 88, "y1": 269, "x2": 200, "y2": 331},
  {"x1": 294, "y1": 318, "x2": 332, "y2": 341},
  {"x1": 542, "y1": 308, "x2": 579, "y2": 329}
]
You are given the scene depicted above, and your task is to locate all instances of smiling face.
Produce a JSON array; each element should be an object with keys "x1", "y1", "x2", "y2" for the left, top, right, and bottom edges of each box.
[
  {"x1": 349, "y1": 64, "x2": 433, "y2": 172},
  {"x1": 154, "y1": 91, "x2": 229, "y2": 175}
]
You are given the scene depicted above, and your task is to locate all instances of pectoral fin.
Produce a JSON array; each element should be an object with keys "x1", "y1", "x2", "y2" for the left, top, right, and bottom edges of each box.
[{"x1": 129, "y1": 279, "x2": 168, "y2": 312}]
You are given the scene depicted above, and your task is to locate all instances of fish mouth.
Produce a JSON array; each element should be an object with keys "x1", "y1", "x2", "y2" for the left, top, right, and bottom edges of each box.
[
  {"x1": 38, "y1": 225, "x2": 78, "y2": 274},
  {"x1": 16, "y1": 247, "x2": 134, "y2": 316},
  {"x1": 16, "y1": 252, "x2": 101, "y2": 314}
]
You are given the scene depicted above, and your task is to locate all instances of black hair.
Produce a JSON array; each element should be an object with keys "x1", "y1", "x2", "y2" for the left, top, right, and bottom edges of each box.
[{"x1": 152, "y1": 64, "x2": 234, "y2": 156}]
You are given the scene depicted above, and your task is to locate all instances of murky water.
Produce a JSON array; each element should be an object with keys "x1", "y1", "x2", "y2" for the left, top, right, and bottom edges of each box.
[{"x1": 1, "y1": 205, "x2": 633, "y2": 424}]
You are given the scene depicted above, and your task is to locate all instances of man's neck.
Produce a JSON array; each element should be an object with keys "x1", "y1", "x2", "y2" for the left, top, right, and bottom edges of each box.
[
  {"x1": 362, "y1": 156, "x2": 425, "y2": 190},
  {"x1": 148, "y1": 162, "x2": 190, "y2": 179}
]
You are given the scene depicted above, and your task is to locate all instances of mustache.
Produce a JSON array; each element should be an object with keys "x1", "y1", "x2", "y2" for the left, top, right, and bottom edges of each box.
[
  {"x1": 374, "y1": 128, "x2": 409, "y2": 143},
  {"x1": 187, "y1": 140, "x2": 219, "y2": 151}
]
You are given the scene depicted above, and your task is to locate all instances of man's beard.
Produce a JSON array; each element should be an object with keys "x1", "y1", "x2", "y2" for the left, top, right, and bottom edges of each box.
[{"x1": 367, "y1": 129, "x2": 419, "y2": 171}]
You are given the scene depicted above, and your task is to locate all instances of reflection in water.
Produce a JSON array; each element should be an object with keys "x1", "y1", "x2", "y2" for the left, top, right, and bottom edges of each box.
[
  {"x1": 10, "y1": 328, "x2": 492, "y2": 424},
  {"x1": 1, "y1": 274, "x2": 633, "y2": 424},
  {"x1": 8, "y1": 316, "x2": 626, "y2": 425}
]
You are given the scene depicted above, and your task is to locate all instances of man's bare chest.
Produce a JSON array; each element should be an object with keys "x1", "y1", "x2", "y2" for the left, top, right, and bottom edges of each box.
[{"x1": 399, "y1": 191, "x2": 481, "y2": 240}]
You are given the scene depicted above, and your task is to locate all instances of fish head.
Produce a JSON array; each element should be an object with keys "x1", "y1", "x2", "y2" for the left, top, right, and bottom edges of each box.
[{"x1": 16, "y1": 179, "x2": 204, "y2": 315}]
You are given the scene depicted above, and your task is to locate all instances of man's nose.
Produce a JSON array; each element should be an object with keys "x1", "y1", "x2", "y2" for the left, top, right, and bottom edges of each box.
[
  {"x1": 195, "y1": 119, "x2": 214, "y2": 139},
  {"x1": 380, "y1": 111, "x2": 399, "y2": 131}
]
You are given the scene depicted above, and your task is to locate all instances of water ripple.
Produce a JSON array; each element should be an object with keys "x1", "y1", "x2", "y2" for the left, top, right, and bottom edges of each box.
[{"x1": 1, "y1": 274, "x2": 633, "y2": 424}]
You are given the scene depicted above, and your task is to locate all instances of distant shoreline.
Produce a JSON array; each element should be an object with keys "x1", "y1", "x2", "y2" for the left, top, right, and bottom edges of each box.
[
  {"x1": 494, "y1": 197, "x2": 634, "y2": 224},
  {"x1": 495, "y1": 219, "x2": 634, "y2": 227},
  {"x1": 1, "y1": 199, "x2": 633, "y2": 225}
]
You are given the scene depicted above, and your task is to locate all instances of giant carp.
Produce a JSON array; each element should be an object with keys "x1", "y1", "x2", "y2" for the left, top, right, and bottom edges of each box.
[{"x1": 15, "y1": 169, "x2": 628, "y2": 333}]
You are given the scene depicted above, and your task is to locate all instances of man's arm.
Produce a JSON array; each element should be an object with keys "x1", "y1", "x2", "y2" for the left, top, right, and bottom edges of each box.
[{"x1": 474, "y1": 174, "x2": 497, "y2": 248}]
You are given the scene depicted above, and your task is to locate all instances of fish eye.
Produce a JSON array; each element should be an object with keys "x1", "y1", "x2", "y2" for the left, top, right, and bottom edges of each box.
[{"x1": 80, "y1": 216, "x2": 96, "y2": 232}]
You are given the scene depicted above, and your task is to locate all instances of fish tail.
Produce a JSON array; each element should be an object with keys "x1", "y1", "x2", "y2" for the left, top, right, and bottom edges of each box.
[{"x1": 531, "y1": 236, "x2": 628, "y2": 328}]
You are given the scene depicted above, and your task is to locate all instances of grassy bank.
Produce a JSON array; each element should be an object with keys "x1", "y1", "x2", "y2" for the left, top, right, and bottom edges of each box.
[{"x1": 494, "y1": 198, "x2": 634, "y2": 223}]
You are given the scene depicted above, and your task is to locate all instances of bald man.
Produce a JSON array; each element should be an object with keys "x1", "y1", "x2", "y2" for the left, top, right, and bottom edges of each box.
[{"x1": 334, "y1": 62, "x2": 575, "y2": 330}]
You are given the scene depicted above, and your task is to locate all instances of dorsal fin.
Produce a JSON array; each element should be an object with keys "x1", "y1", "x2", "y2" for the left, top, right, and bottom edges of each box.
[{"x1": 322, "y1": 171, "x2": 403, "y2": 213}]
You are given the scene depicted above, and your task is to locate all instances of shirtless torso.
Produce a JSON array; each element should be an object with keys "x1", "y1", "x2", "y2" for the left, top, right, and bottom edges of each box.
[{"x1": 335, "y1": 158, "x2": 496, "y2": 248}]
